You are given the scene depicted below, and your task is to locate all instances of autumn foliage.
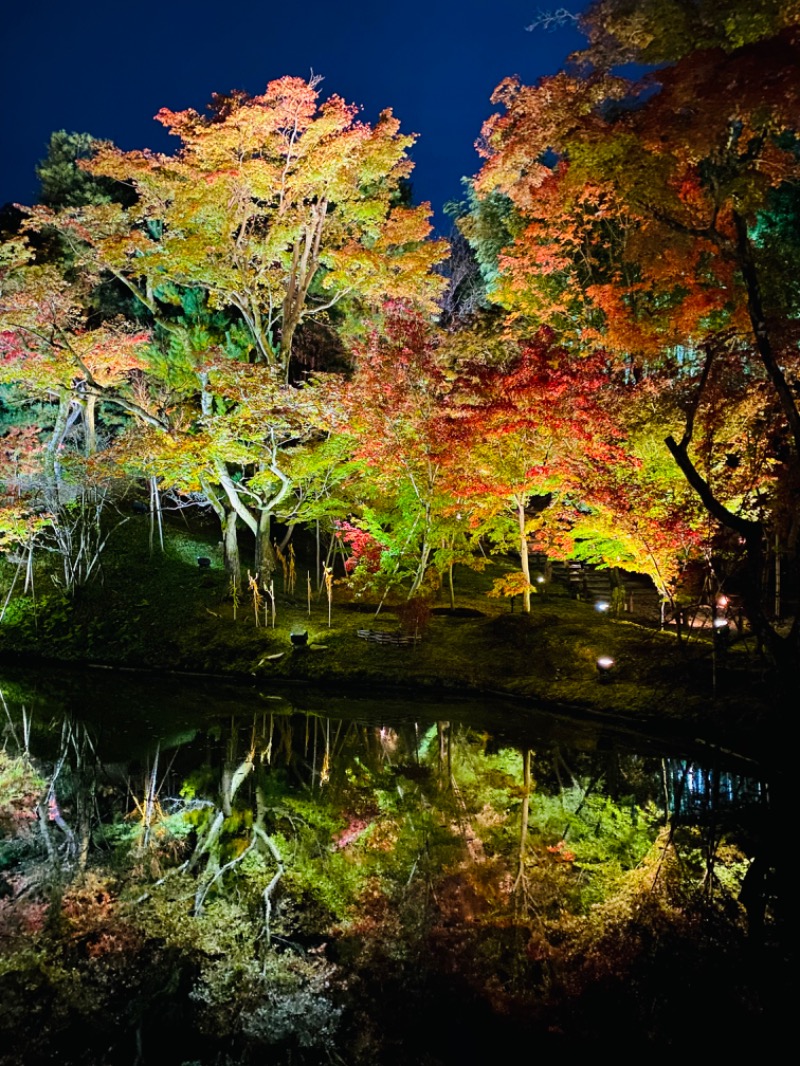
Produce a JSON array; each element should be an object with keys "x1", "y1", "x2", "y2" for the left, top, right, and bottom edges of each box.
[{"x1": 1, "y1": 1, "x2": 799, "y2": 671}]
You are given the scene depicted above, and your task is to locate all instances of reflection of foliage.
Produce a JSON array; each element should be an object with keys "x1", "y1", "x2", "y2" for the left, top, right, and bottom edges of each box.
[
  {"x1": 0, "y1": 751, "x2": 44, "y2": 837},
  {"x1": 96, "y1": 808, "x2": 194, "y2": 862},
  {"x1": 527, "y1": 786, "x2": 659, "y2": 908},
  {"x1": 538, "y1": 824, "x2": 755, "y2": 1043},
  {"x1": 0, "y1": 708, "x2": 778, "y2": 1058},
  {"x1": 186, "y1": 900, "x2": 342, "y2": 1054}
]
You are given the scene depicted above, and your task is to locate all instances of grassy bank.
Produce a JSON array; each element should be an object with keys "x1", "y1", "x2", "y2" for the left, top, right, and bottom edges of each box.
[{"x1": 0, "y1": 510, "x2": 778, "y2": 756}]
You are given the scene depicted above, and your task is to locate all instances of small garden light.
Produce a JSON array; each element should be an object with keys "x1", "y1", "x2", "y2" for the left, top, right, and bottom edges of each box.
[
  {"x1": 595, "y1": 600, "x2": 610, "y2": 613},
  {"x1": 596, "y1": 655, "x2": 615, "y2": 682}
]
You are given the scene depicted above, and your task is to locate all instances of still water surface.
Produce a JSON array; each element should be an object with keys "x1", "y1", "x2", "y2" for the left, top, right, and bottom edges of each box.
[{"x1": 0, "y1": 664, "x2": 789, "y2": 1063}]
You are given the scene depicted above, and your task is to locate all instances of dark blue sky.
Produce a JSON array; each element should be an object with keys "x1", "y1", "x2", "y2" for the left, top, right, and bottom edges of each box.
[{"x1": 2, "y1": 2, "x2": 585, "y2": 231}]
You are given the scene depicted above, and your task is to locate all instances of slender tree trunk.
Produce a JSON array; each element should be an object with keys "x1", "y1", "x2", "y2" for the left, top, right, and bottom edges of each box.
[
  {"x1": 774, "y1": 533, "x2": 782, "y2": 620},
  {"x1": 23, "y1": 538, "x2": 35, "y2": 597},
  {"x1": 199, "y1": 476, "x2": 241, "y2": 588},
  {"x1": 514, "y1": 748, "x2": 532, "y2": 892},
  {"x1": 316, "y1": 520, "x2": 321, "y2": 593},
  {"x1": 148, "y1": 476, "x2": 164, "y2": 555},
  {"x1": 734, "y1": 212, "x2": 800, "y2": 453},
  {"x1": 408, "y1": 535, "x2": 432, "y2": 598},
  {"x1": 278, "y1": 523, "x2": 294, "y2": 552},
  {"x1": 517, "y1": 497, "x2": 532, "y2": 612}
]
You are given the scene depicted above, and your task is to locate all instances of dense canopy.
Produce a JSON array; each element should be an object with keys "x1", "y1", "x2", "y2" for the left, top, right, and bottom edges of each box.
[{"x1": 1, "y1": 0, "x2": 798, "y2": 675}]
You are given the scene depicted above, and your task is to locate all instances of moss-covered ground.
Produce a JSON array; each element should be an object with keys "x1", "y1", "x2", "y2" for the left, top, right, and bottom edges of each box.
[{"x1": 0, "y1": 509, "x2": 781, "y2": 759}]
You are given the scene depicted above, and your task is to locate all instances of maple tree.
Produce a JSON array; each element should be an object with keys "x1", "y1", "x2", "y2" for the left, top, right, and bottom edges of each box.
[
  {"x1": 468, "y1": 0, "x2": 800, "y2": 668},
  {"x1": 341, "y1": 309, "x2": 472, "y2": 601},
  {"x1": 548, "y1": 428, "x2": 705, "y2": 609},
  {"x1": 51, "y1": 75, "x2": 447, "y2": 380},
  {"x1": 5, "y1": 77, "x2": 447, "y2": 587},
  {"x1": 0, "y1": 266, "x2": 152, "y2": 464},
  {"x1": 0, "y1": 237, "x2": 159, "y2": 591},
  {"x1": 436, "y1": 329, "x2": 677, "y2": 611}
]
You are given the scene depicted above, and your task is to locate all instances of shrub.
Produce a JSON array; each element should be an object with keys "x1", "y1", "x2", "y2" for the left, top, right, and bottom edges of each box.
[{"x1": 395, "y1": 595, "x2": 432, "y2": 636}]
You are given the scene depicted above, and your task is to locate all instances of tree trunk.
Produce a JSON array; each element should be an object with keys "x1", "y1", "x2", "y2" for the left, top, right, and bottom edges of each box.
[
  {"x1": 517, "y1": 497, "x2": 532, "y2": 612},
  {"x1": 148, "y1": 476, "x2": 164, "y2": 555},
  {"x1": 734, "y1": 212, "x2": 800, "y2": 453},
  {"x1": 82, "y1": 392, "x2": 97, "y2": 456},
  {"x1": 408, "y1": 536, "x2": 432, "y2": 598},
  {"x1": 665, "y1": 435, "x2": 774, "y2": 649},
  {"x1": 44, "y1": 393, "x2": 72, "y2": 504},
  {"x1": 199, "y1": 477, "x2": 240, "y2": 589},
  {"x1": 223, "y1": 509, "x2": 241, "y2": 590},
  {"x1": 514, "y1": 748, "x2": 532, "y2": 892},
  {"x1": 255, "y1": 511, "x2": 277, "y2": 586}
]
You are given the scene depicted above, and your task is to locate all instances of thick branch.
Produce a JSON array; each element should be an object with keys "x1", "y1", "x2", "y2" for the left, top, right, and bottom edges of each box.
[
  {"x1": 84, "y1": 387, "x2": 171, "y2": 432},
  {"x1": 214, "y1": 461, "x2": 259, "y2": 536},
  {"x1": 677, "y1": 344, "x2": 715, "y2": 451},
  {"x1": 665, "y1": 435, "x2": 760, "y2": 540},
  {"x1": 733, "y1": 210, "x2": 800, "y2": 454}
]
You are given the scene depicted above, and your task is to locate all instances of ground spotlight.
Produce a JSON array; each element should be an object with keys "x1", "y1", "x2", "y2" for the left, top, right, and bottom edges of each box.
[{"x1": 596, "y1": 655, "x2": 615, "y2": 682}]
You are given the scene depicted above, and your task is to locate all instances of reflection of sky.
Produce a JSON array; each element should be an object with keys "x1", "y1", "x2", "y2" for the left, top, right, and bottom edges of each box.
[
  {"x1": 675, "y1": 761, "x2": 763, "y2": 812},
  {"x1": 1, "y1": 1, "x2": 585, "y2": 231}
]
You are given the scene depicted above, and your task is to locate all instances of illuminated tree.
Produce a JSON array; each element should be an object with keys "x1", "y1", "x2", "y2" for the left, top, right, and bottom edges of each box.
[
  {"x1": 470, "y1": 0, "x2": 800, "y2": 668},
  {"x1": 342, "y1": 309, "x2": 470, "y2": 600},
  {"x1": 48, "y1": 75, "x2": 447, "y2": 380},
  {"x1": 12, "y1": 77, "x2": 447, "y2": 584},
  {"x1": 437, "y1": 330, "x2": 644, "y2": 611}
]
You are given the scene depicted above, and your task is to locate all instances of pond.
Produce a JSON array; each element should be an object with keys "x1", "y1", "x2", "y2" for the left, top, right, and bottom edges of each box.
[{"x1": 0, "y1": 665, "x2": 789, "y2": 1063}]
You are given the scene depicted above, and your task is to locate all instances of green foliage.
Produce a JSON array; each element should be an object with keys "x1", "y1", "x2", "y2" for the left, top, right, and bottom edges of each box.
[
  {"x1": 0, "y1": 592, "x2": 75, "y2": 653},
  {"x1": 752, "y1": 181, "x2": 800, "y2": 320},
  {"x1": 0, "y1": 687, "x2": 778, "y2": 1060},
  {"x1": 94, "y1": 809, "x2": 194, "y2": 859},
  {"x1": 276, "y1": 835, "x2": 365, "y2": 932},
  {"x1": 35, "y1": 130, "x2": 121, "y2": 209},
  {"x1": 527, "y1": 786, "x2": 660, "y2": 907},
  {"x1": 579, "y1": 0, "x2": 798, "y2": 67},
  {"x1": 451, "y1": 178, "x2": 518, "y2": 293},
  {"x1": 0, "y1": 752, "x2": 45, "y2": 861}
]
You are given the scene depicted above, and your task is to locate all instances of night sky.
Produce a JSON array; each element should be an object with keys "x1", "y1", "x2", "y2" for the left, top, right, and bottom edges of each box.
[{"x1": 1, "y1": 1, "x2": 585, "y2": 232}]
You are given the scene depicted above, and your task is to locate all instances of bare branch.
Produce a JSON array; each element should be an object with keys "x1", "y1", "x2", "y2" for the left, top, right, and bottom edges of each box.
[{"x1": 526, "y1": 8, "x2": 579, "y2": 32}]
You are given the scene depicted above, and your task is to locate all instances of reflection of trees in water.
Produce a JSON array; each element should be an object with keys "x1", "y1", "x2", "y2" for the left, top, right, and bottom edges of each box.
[{"x1": 0, "y1": 697, "x2": 787, "y2": 1061}]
